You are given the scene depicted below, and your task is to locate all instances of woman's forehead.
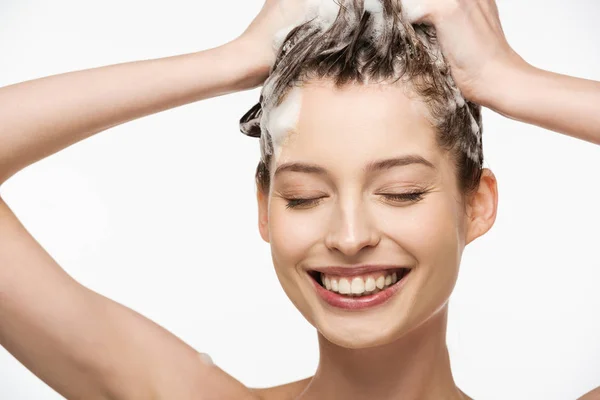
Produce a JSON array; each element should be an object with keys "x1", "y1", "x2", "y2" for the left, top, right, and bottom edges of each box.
[
  {"x1": 269, "y1": 81, "x2": 441, "y2": 166},
  {"x1": 299, "y1": 81, "x2": 431, "y2": 133}
]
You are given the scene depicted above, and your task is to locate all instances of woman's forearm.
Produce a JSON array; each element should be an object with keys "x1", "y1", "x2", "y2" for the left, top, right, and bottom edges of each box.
[
  {"x1": 482, "y1": 61, "x2": 600, "y2": 145},
  {"x1": 0, "y1": 38, "x2": 267, "y2": 185}
]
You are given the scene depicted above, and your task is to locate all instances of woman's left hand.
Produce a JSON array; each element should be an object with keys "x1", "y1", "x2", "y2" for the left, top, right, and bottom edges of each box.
[{"x1": 400, "y1": 0, "x2": 528, "y2": 104}]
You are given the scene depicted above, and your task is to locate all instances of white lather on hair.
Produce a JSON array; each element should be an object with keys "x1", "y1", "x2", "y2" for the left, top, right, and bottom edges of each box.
[
  {"x1": 399, "y1": 0, "x2": 429, "y2": 23},
  {"x1": 364, "y1": 0, "x2": 385, "y2": 40},
  {"x1": 260, "y1": 0, "x2": 482, "y2": 164},
  {"x1": 268, "y1": 0, "x2": 392, "y2": 158},
  {"x1": 273, "y1": 0, "x2": 341, "y2": 52},
  {"x1": 273, "y1": 0, "x2": 390, "y2": 52},
  {"x1": 264, "y1": 86, "x2": 303, "y2": 160}
]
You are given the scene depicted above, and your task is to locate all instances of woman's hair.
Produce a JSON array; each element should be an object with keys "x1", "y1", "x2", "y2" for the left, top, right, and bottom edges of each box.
[{"x1": 239, "y1": 0, "x2": 483, "y2": 200}]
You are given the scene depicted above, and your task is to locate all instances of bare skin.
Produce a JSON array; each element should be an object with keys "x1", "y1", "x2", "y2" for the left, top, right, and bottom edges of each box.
[
  {"x1": 0, "y1": 0, "x2": 599, "y2": 399},
  {"x1": 251, "y1": 378, "x2": 312, "y2": 400},
  {"x1": 252, "y1": 379, "x2": 474, "y2": 400}
]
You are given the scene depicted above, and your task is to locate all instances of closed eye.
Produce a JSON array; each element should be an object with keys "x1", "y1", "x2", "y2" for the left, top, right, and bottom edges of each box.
[
  {"x1": 285, "y1": 197, "x2": 325, "y2": 209},
  {"x1": 379, "y1": 191, "x2": 426, "y2": 204},
  {"x1": 284, "y1": 191, "x2": 426, "y2": 209}
]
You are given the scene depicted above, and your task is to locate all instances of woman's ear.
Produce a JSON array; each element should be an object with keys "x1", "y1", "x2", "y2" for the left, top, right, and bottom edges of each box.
[
  {"x1": 465, "y1": 168, "x2": 498, "y2": 245},
  {"x1": 256, "y1": 186, "x2": 270, "y2": 243}
]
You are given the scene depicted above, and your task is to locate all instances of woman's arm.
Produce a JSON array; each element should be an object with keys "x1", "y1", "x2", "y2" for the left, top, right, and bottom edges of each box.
[
  {"x1": 0, "y1": 38, "x2": 268, "y2": 400},
  {"x1": 0, "y1": 0, "x2": 311, "y2": 185},
  {"x1": 401, "y1": 0, "x2": 600, "y2": 146},
  {"x1": 481, "y1": 60, "x2": 600, "y2": 146},
  {"x1": 0, "y1": 38, "x2": 267, "y2": 185},
  {"x1": 0, "y1": 1, "x2": 310, "y2": 398},
  {"x1": 0, "y1": 195, "x2": 260, "y2": 400}
]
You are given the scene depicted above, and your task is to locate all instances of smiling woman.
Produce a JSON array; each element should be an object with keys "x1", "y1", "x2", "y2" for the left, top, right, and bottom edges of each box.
[
  {"x1": 239, "y1": 5, "x2": 495, "y2": 392},
  {"x1": 237, "y1": 0, "x2": 600, "y2": 398}
]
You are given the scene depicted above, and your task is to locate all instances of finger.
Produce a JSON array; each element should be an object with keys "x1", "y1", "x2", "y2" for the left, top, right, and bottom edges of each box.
[
  {"x1": 487, "y1": 0, "x2": 501, "y2": 19},
  {"x1": 479, "y1": 0, "x2": 505, "y2": 36}
]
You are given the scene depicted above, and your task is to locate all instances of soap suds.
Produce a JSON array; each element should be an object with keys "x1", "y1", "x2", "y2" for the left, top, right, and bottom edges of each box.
[
  {"x1": 273, "y1": 0, "x2": 391, "y2": 53},
  {"x1": 364, "y1": 0, "x2": 383, "y2": 13},
  {"x1": 469, "y1": 111, "x2": 480, "y2": 138},
  {"x1": 273, "y1": 0, "x2": 342, "y2": 52},
  {"x1": 399, "y1": 0, "x2": 428, "y2": 23},
  {"x1": 452, "y1": 87, "x2": 466, "y2": 109},
  {"x1": 306, "y1": 0, "x2": 341, "y2": 29},
  {"x1": 264, "y1": 86, "x2": 303, "y2": 160},
  {"x1": 273, "y1": 27, "x2": 295, "y2": 54},
  {"x1": 364, "y1": 0, "x2": 385, "y2": 40},
  {"x1": 242, "y1": 0, "x2": 483, "y2": 167}
]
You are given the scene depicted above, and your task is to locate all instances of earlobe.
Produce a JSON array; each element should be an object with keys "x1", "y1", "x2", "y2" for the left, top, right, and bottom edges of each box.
[
  {"x1": 256, "y1": 187, "x2": 270, "y2": 243},
  {"x1": 465, "y1": 168, "x2": 499, "y2": 245}
]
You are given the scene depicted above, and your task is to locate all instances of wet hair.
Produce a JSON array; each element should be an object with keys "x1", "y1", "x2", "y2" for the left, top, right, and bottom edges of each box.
[{"x1": 239, "y1": 0, "x2": 483, "y2": 201}]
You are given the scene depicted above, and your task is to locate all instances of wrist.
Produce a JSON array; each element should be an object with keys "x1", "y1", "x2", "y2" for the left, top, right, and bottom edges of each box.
[
  {"x1": 224, "y1": 37, "x2": 272, "y2": 91},
  {"x1": 473, "y1": 51, "x2": 534, "y2": 112}
]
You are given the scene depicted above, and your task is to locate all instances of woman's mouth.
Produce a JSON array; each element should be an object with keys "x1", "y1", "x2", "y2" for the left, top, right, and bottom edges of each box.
[{"x1": 307, "y1": 267, "x2": 411, "y2": 310}]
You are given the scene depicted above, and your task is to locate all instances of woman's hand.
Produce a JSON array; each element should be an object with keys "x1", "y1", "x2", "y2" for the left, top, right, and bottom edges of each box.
[
  {"x1": 237, "y1": 0, "x2": 310, "y2": 83},
  {"x1": 239, "y1": 0, "x2": 529, "y2": 100},
  {"x1": 400, "y1": 0, "x2": 528, "y2": 104},
  {"x1": 401, "y1": 0, "x2": 600, "y2": 144}
]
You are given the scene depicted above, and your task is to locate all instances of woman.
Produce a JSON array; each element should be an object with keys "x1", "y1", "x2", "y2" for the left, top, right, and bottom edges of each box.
[{"x1": 0, "y1": 0, "x2": 598, "y2": 399}]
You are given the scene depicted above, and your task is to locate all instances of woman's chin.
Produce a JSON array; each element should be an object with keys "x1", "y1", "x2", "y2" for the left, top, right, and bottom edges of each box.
[{"x1": 316, "y1": 318, "x2": 408, "y2": 349}]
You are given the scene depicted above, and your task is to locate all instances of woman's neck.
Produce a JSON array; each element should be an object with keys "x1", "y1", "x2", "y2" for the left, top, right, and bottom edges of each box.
[{"x1": 297, "y1": 305, "x2": 469, "y2": 400}]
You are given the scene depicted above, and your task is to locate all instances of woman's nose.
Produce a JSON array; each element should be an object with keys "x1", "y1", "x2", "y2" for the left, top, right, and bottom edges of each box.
[{"x1": 324, "y1": 199, "x2": 380, "y2": 257}]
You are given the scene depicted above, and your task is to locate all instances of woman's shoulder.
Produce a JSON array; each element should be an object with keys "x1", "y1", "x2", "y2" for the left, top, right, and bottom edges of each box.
[
  {"x1": 249, "y1": 376, "x2": 313, "y2": 400},
  {"x1": 579, "y1": 386, "x2": 600, "y2": 400}
]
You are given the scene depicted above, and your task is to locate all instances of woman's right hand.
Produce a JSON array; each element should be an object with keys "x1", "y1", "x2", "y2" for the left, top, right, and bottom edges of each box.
[{"x1": 237, "y1": 0, "x2": 311, "y2": 83}]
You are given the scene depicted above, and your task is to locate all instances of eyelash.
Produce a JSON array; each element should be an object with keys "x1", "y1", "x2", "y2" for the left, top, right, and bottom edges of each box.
[{"x1": 284, "y1": 191, "x2": 427, "y2": 209}]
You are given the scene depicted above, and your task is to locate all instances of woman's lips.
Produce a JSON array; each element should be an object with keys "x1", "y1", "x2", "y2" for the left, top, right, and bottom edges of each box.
[{"x1": 308, "y1": 269, "x2": 411, "y2": 311}]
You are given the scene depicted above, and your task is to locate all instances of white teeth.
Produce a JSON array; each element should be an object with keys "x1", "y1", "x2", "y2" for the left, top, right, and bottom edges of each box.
[
  {"x1": 351, "y1": 277, "x2": 365, "y2": 294},
  {"x1": 365, "y1": 276, "x2": 376, "y2": 292},
  {"x1": 338, "y1": 278, "x2": 351, "y2": 294},
  {"x1": 319, "y1": 270, "x2": 406, "y2": 297}
]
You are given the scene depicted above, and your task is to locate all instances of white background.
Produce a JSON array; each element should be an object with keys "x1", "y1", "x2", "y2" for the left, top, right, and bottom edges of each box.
[{"x1": 0, "y1": 0, "x2": 599, "y2": 399}]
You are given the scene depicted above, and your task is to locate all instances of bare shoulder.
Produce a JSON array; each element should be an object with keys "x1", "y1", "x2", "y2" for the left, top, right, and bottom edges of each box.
[
  {"x1": 250, "y1": 377, "x2": 313, "y2": 400},
  {"x1": 579, "y1": 386, "x2": 600, "y2": 400}
]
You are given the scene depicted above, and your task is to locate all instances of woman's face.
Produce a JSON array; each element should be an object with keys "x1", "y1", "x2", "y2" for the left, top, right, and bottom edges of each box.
[{"x1": 257, "y1": 80, "x2": 496, "y2": 349}]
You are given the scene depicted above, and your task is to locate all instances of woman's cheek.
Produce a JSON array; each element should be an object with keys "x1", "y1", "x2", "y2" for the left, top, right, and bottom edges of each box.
[
  {"x1": 406, "y1": 197, "x2": 462, "y2": 289},
  {"x1": 269, "y1": 204, "x2": 326, "y2": 263},
  {"x1": 377, "y1": 196, "x2": 461, "y2": 267}
]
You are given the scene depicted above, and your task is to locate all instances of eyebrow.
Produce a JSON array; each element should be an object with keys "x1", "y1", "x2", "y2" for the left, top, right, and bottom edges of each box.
[{"x1": 274, "y1": 155, "x2": 436, "y2": 177}]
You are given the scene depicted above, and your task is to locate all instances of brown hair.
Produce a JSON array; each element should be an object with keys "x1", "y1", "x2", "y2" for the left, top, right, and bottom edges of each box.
[{"x1": 239, "y1": 0, "x2": 483, "y2": 201}]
